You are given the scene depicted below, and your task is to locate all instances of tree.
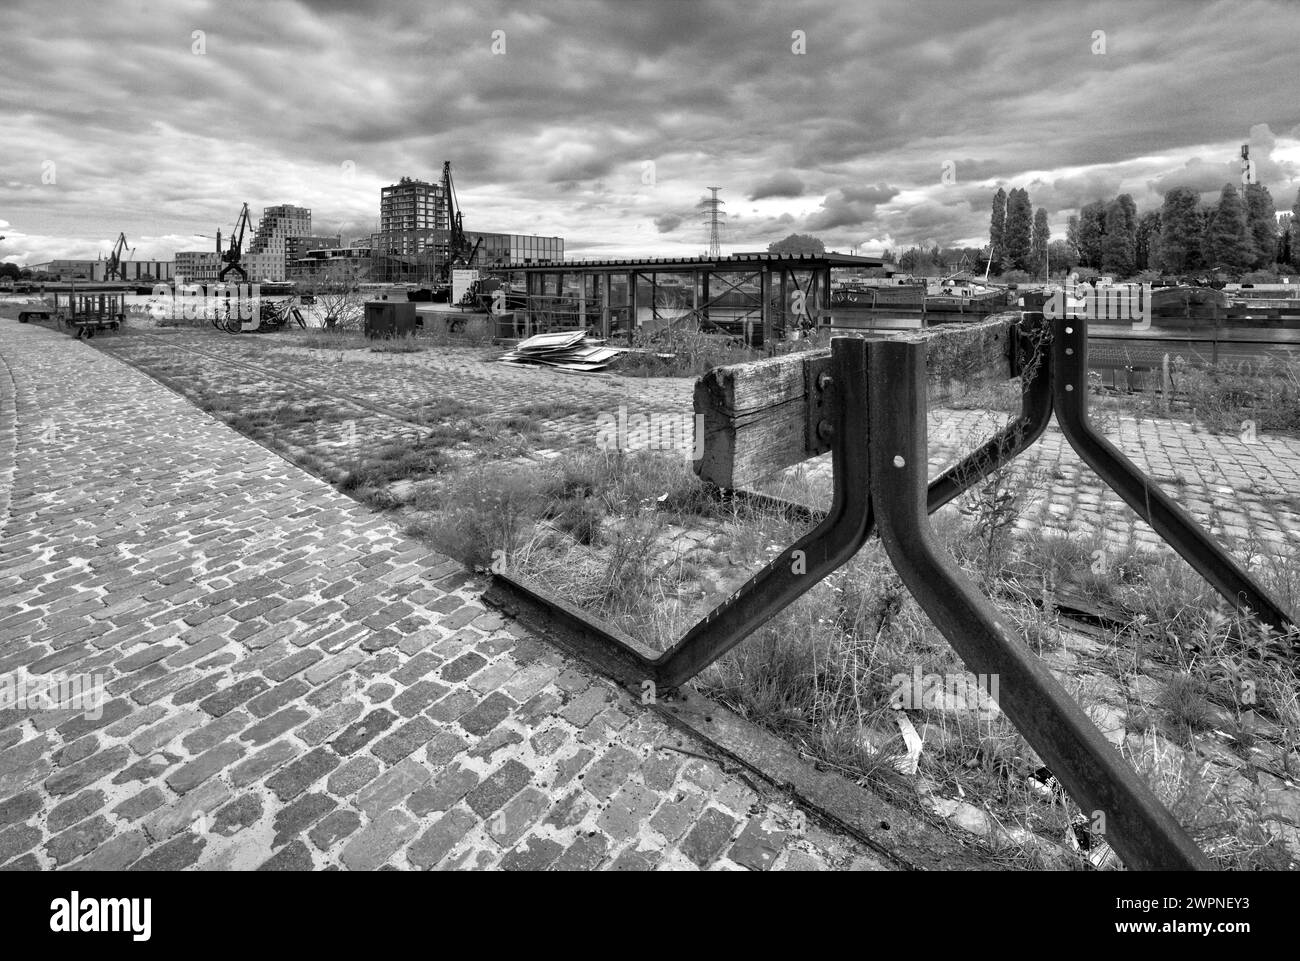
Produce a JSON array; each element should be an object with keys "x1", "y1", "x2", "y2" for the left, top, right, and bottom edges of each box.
[
  {"x1": 1003, "y1": 188, "x2": 1033, "y2": 272},
  {"x1": 1076, "y1": 201, "x2": 1107, "y2": 269},
  {"x1": 1278, "y1": 213, "x2": 1294, "y2": 267},
  {"x1": 1101, "y1": 199, "x2": 1135, "y2": 275},
  {"x1": 1204, "y1": 183, "x2": 1251, "y2": 273},
  {"x1": 1291, "y1": 188, "x2": 1300, "y2": 267},
  {"x1": 1157, "y1": 187, "x2": 1203, "y2": 274},
  {"x1": 767, "y1": 233, "x2": 825, "y2": 255},
  {"x1": 1047, "y1": 239, "x2": 1079, "y2": 275},
  {"x1": 306, "y1": 262, "x2": 365, "y2": 329},
  {"x1": 0, "y1": 262, "x2": 20, "y2": 281},
  {"x1": 989, "y1": 188, "x2": 1007, "y2": 275},
  {"x1": 1030, "y1": 207, "x2": 1049, "y2": 277},
  {"x1": 1135, "y1": 211, "x2": 1161, "y2": 272},
  {"x1": 1243, "y1": 184, "x2": 1277, "y2": 269}
]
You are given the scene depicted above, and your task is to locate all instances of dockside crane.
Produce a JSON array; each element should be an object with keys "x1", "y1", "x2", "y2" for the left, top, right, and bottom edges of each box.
[
  {"x1": 439, "y1": 161, "x2": 482, "y2": 283},
  {"x1": 104, "y1": 233, "x2": 135, "y2": 281},
  {"x1": 217, "y1": 203, "x2": 254, "y2": 282}
]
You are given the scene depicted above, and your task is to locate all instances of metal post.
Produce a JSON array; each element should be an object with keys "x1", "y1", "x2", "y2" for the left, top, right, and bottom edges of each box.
[
  {"x1": 653, "y1": 337, "x2": 873, "y2": 688},
  {"x1": 1052, "y1": 314, "x2": 1292, "y2": 632},
  {"x1": 865, "y1": 338, "x2": 1211, "y2": 871}
]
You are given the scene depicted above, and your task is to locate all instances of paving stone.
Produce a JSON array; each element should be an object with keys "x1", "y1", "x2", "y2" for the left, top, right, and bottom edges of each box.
[
  {"x1": 465, "y1": 759, "x2": 533, "y2": 818},
  {"x1": 212, "y1": 794, "x2": 264, "y2": 836},
  {"x1": 0, "y1": 791, "x2": 43, "y2": 829},
  {"x1": 340, "y1": 809, "x2": 419, "y2": 871},
  {"x1": 145, "y1": 780, "x2": 231, "y2": 840},
  {"x1": 609, "y1": 845, "x2": 663, "y2": 871},
  {"x1": 439, "y1": 652, "x2": 487, "y2": 682},
  {"x1": 45, "y1": 815, "x2": 115, "y2": 866},
  {"x1": 128, "y1": 709, "x2": 207, "y2": 756},
  {"x1": 391, "y1": 679, "x2": 449, "y2": 717},
  {"x1": 327, "y1": 755, "x2": 382, "y2": 797},
  {"x1": 44, "y1": 745, "x2": 130, "y2": 797},
  {"x1": 650, "y1": 791, "x2": 704, "y2": 841},
  {"x1": 246, "y1": 678, "x2": 310, "y2": 718},
  {"x1": 0, "y1": 823, "x2": 42, "y2": 866},
  {"x1": 165, "y1": 742, "x2": 245, "y2": 794},
  {"x1": 199, "y1": 677, "x2": 271, "y2": 717},
  {"x1": 357, "y1": 757, "x2": 432, "y2": 818},
  {"x1": 241, "y1": 707, "x2": 311, "y2": 746},
  {"x1": 48, "y1": 789, "x2": 106, "y2": 832},
  {"x1": 597, "y1": 783, "x2": 659, "y2": 842},
  {"x1": 580, "y1": 745, "x2": 639, "y2": 801},
  {"x1": 408, "y1": 765, "x2": 480, "y2": 816},
  {"x1": 550, "y1": 832, "x2": 608, "y2": 871},
  {"x1": 272, "y1": 793, "x2": 338, "y2": 847},
  {"x1": 372, "y1": 716, "x2": 439, "y2": 764},
  {"x1": 406, "y1": 809, "x2": 479, "y2": 869},
  {"x1": 259, "y1": 838, "x2": 315, "y2": 870},
  {"x1": 331, "y1": 708, "x2": 398, "y2": 756},
  {"x1": 131, "y1": 831, "x2": 207, "y2": 871},
  {"x1": 182, "y1": 710, "x2": 251, "y2": 755},
  {"x1": 229, "y1": 740, "x2": 301, "y2": 789},
  {"x1": 458, "y1": 691, "x2": 517, "y2": 737},
  {"x1": 488, "y1": 787, "x2": 550, "y2": 847},
  {"x1": 680, "y1": 807, "x2": 740, "y2": 868},
  {"x1": 727, "y1": 818, "x2": 788, "y2": 871},
  {"x1": 66, "y1": 830, "x2": 147, "y2": 871},
  {"x1": 499, "y1": 836, "x2": 565, "y2": 871},
  {"x1": 266, "y1": 748, "x2": 341, "y2": 802},
  {"x1": 309, "y1": 809, "x2": 363, "y2": 851}
]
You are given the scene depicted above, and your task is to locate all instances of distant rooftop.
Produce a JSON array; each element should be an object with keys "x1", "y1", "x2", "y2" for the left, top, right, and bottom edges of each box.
[{"x1": 517, "y1": 252, "x2": 885, "y2": 271}]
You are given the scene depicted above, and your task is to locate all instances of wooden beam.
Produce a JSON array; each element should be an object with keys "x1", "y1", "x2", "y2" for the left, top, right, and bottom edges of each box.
[{"x1": 693, "y1": 312, "x2": 1021, "y2": 489}]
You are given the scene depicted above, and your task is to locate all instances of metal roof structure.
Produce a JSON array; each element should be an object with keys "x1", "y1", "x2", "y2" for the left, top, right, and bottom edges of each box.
[{"x1": 515, "y1": 252, "x2": 885, "y2": 272}]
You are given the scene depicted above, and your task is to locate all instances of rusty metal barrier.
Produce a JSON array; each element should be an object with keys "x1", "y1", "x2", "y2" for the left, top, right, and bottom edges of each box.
[{"x1": 489, "y1": 311, "x2": 1295, "y2": 870}]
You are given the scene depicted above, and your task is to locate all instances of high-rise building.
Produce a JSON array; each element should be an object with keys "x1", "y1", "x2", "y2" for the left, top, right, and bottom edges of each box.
[
  {"x1": 251, "y1": 205, "x2": 312, "y2": 257},
  {"x1": 378, "y1": 178, "x2": 448, "y2": 258},
  {"x1": 380, "y1": 177, "x2": 447, "y2": 233}
]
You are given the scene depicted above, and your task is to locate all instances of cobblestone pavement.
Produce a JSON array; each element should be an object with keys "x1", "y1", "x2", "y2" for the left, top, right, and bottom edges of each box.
[
  {"x1": 0, "y1": 323, "x2": 885, "y2": 871},
  {"x1": 102, "y1": 328, "x2": 1300, "y2": 564}
]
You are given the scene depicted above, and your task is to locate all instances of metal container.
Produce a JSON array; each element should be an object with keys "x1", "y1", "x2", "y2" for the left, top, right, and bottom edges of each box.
[{"x1": 364, "y1": 300, "x2": 417, "y2": 338}]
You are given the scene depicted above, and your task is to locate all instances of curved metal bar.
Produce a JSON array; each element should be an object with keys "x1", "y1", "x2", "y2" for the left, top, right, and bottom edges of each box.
[
  {"x1": 866, "y1": 338, "x2": 1210, "y2": 871},
  {"x1": 1051, "y1": 315, "x2": 1294, "y2": 633},
  {"x1": 926, "y1": 317, "x2": 1054, "y2": 513},
  {"x1": 651, "y1": 337, "x2": 875, "y2": 690}
]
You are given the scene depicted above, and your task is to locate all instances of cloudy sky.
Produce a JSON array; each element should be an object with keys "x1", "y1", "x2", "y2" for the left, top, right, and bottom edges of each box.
[{"x1": 2, "y1": 0, "x2": 1299, "y2": 266}]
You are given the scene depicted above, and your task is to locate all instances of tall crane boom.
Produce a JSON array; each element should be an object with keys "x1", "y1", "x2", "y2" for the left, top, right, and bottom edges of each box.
[
  {"x1": 104, "y1": 232, "x2": 134, "y2": 281},
  {"x1": 439, "y1": 161, "x2": 480, "y2": 283},
  {"x1": 217, "y1": 203, "x2": 253, "y2": 282}
]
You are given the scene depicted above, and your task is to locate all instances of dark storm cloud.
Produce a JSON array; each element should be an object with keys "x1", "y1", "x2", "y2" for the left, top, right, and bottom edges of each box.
[
  {"x1": 748, "y1": 173, "x2": 806, "y2": 201},
  {"x1": 806, "y1": 184, "x2": 900, "y2": 231},
  {"x1": 2, "y1": 0, "x2": 1300, "y2": 264}
]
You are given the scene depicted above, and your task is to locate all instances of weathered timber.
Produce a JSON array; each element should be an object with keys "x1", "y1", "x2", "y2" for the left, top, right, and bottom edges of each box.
[{"x1": 694, "y1": 312, "x2": 1020, "y2": 488}]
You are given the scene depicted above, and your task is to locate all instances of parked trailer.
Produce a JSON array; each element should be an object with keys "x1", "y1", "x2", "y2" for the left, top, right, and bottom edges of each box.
[
  {"x1": 15, "y1": 290, "x2": 126, "y2": 337},
  {"x1": 54, "y1": 290, "x2": 127, "y2": 338}
]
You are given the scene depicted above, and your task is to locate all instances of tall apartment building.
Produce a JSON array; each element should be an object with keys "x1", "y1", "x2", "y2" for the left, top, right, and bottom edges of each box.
[
  {"x1": 251, "y1": 205, "x2": 311, "y2": 258},
  {"x1": 378, "y1": 178, "x2": 448, "y2": 257}
]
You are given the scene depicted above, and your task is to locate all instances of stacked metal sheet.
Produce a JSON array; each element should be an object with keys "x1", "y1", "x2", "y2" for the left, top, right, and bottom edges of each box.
[{"x1": 497, "y1": 331, "x2": 627, "y2": 372}]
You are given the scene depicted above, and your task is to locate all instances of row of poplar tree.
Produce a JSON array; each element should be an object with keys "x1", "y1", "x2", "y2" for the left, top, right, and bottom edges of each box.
[{"x1": 989, "y1": 183, "x2": 1299, "y2": 278}]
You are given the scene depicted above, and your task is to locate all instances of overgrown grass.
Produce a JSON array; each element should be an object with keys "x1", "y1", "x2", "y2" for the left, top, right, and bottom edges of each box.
[{"x1": 1122, "y1": 355, "x2": 1300, "y2": 434}]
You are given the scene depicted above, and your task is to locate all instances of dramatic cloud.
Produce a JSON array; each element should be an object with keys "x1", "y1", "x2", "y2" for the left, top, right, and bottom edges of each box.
[
  {"x1": 2, "y1": 0, "x2": 1299, "y2": 265},
  {"x1": 748, "y1": 172, "x2": 806, "y2": 201}
]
